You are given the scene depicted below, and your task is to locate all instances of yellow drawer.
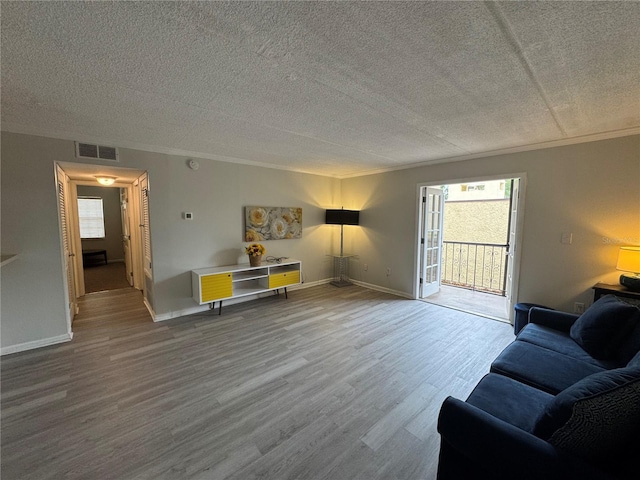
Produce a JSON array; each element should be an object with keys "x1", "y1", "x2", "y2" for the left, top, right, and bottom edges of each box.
[
  {"x1": 201, "y1": 273, "x2": 232, "y2": 302},
  {"x1": 269, "y1": 270, "x2": 300, "y2": 289}
]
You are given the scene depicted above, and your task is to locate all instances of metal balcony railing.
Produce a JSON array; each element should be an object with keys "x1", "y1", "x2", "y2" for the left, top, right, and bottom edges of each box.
[{"x1": 441, "y1": 241, "x2": 508, "y2": 295}]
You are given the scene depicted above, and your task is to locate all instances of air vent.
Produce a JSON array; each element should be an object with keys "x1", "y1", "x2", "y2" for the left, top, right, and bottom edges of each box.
[{"x1": 75, "y1": 142, "x2": 119, "y2": 161}]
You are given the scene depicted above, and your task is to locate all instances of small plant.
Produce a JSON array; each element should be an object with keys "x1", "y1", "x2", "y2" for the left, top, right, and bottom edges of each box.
[{"x1": 245, "y1": 243, "x2": 266, "y2": 257}]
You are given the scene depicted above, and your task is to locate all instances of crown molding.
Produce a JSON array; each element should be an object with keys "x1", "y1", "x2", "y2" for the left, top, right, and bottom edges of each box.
[{"x1": 3, "y1": 123, "x2": 638, "y2": 180}]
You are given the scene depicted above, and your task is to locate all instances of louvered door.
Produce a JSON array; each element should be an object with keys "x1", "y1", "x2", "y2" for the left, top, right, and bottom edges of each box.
[{"x1": 56, "y1": 165, "x2": 77, "y2": 322}]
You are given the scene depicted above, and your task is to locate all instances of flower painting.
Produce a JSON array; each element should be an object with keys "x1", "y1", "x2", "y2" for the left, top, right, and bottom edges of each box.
[{"x1": 245, "y1": 206, "x2": 302, "y2": 241}]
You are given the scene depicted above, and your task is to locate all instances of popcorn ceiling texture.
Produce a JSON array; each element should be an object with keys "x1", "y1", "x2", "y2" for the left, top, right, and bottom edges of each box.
[{"x1": 1, "y1": 1, "x2": 639, "y2": 178}]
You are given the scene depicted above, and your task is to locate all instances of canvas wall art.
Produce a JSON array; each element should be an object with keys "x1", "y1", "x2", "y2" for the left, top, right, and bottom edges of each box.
[{"x1": 245, "y1": 206, "x2": 302, "y2": 241}]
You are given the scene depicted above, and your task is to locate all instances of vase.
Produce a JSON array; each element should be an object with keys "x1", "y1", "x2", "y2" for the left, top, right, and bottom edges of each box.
[{"x1": 249, "y1": 254, "x2": 262, "y2": 267}]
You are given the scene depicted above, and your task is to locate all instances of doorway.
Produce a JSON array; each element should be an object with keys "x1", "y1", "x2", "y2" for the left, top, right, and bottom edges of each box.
[
  {"x1": 415, "y1": 175, "x2": 525, "y2": 322},
  {"x1": 55, "y1": 163, "x2": 151, "y2": 327},
  {"x1": 77, "y1": 185, "x2": 131, "y2": 293}
]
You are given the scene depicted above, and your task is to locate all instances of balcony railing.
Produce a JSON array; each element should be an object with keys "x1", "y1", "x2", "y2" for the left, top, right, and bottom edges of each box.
[{"x1": 441, "y1": 241, "x2": 508, "y2": 296}]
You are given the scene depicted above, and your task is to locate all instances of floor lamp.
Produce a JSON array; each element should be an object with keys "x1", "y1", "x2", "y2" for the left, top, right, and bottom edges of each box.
[{"x1": 326, "y1": 208, "x2": 360, "y2": 287}]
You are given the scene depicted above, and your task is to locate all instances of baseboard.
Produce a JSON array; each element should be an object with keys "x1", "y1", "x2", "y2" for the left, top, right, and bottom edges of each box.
[
  {"x1": 350, "y1": 279, "x2": 414, "y2": 299},
  {"x1": 153, "y1": 278, "x2": 334, "y2": 322},
  {"x1": 1, "y1": 332, "x2": 73, "y2": 356}
]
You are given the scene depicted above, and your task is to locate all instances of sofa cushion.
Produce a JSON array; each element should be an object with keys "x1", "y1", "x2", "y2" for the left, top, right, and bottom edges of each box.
[
  {"x1": 533, "y1": 367, "x2": 640, "y2": 439},
  {"x1": 466, "y1": 373, "x2": 553, "y2": 433},
  {"x1": 569, "y1": 295, "x2": 640, "y2": 360},
  {"x1": 490, "y1": 341, "x2": 605, "y2": 394},
  {"x1": 533, "y1": 367, "x2": 640, "y2": 472},
  {"x1": 517, "y1": 324, "x2": 619, "y2": 368}
]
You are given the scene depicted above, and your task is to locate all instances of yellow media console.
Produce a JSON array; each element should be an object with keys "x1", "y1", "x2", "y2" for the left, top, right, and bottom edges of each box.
[{"x1": 192, "y1": 259, "x2": 301, "y2": 314}]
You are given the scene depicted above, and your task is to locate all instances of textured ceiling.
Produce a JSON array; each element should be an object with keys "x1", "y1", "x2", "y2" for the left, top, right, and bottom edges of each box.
[{"x1": 2, "y1": 1, "x2": 639, "y2": 178}]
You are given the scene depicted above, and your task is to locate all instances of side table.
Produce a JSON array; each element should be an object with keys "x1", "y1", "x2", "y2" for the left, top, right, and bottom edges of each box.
[
  {"x1": 592, "y1": 283, "x2": 640, "y2": 306},
  {"x1": 328, "y1": 254, "x2": 357, "y2": 287}
]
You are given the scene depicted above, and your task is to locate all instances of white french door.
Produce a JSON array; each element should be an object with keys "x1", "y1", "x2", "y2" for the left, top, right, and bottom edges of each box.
[
  {"x1": 419, "y1": 187, "x2": 444, "y2": 298},
  {"x1": 505, "y1": 178, "x2": 520, "y2": 318}
]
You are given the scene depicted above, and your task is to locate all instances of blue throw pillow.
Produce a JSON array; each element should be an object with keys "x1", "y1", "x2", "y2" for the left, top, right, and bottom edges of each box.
[
  {"x1": 533, "y1": 367, "x2": 640, "y2": 462},
  {"x1": 569, "y1": 295, "x2": 640, "y2": 359}
]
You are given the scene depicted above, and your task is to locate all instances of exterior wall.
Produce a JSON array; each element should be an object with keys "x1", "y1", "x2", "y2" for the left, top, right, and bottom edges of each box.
[{"x1": 443, "y1": 199, "x2": 510, "y2": 244}]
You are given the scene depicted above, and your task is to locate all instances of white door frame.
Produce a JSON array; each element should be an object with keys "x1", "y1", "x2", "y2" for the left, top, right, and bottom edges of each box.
[{"x1": 413, "y1": 173, "x2": 527, "y2": 323}]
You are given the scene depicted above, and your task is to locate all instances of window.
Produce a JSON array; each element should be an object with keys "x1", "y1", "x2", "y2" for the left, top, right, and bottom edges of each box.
[{"x1": 78, "y1": 197, "x2": 105, "y2": 238}]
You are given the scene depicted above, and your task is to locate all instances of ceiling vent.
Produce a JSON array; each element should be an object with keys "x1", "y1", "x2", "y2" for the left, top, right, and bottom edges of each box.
[{"x1": 75, "y1": 142, "x2": 119, "y2": 161}]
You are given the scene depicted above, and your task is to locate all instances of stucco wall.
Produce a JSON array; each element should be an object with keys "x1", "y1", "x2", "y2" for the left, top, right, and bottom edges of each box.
[{"x1": 443, "y1": 199, "x2": 510, "y2": 244}]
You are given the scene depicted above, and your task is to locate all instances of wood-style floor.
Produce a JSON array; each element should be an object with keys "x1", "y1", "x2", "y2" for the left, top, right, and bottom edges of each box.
[{"x1": 1, "y1": 284, "x2": 514, "y2": 479}]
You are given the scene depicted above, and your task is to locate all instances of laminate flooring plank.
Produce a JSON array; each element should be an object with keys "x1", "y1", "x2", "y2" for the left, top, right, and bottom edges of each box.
[
  {"x1": 360, "y1": 381, "x2": 439, "y2": 452},
  {"x1": 1, "y1": 284, "x2": 514, "y2": 480}
]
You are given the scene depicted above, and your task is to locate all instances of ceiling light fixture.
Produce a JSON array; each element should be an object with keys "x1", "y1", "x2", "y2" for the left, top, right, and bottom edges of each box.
[{"x1": 95, "y1": 176, "x2": 117, "y2": 186}]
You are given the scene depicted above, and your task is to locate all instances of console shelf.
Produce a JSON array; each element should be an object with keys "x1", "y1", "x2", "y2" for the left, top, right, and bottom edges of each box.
[{"x1": 192, "y1": 259, "x2": 301, "y2": 314}]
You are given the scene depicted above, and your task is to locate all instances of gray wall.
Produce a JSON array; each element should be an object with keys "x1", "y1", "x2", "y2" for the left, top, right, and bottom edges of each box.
[
  {"x1": 1, "y1": 131, "x2": 341, "y2": 351},
  {"x1": 341, "y1": 135, "x2": 640, "y2": 312},
  {"x1": 1, "y1": 130, "x2": 639, "y2": 353}
]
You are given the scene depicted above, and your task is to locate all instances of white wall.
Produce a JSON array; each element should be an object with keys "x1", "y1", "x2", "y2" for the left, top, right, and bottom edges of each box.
[
  {"x1": 341, "y1": 135, "x2": 640, "y2": 312},
  {"x1": 1, "y1": 131, "x2": 340, "y2": 351}
]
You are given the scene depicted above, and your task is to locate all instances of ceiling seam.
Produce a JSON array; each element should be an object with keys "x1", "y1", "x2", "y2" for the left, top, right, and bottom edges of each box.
[{"x1": 484, "y1": 1, "x2": 568, "y2": 138}]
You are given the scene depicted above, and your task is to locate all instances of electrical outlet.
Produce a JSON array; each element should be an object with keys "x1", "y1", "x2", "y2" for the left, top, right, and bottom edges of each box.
[
  {"x1": 363, "y1": 263, "x2": 368, "y2": 271},
  {"x1": 574, "y1": 302, "x2": 585, "y2": 314},
  {"x1": 386, "y1": 267, "x2": 391, "y2": 276}
]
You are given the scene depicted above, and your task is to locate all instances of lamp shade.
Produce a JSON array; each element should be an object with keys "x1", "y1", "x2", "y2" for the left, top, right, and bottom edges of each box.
[
  {"x1": 325, "y1": 209, "x2": 359, "y2": 225},
  {"x1": 616, "y1": 246, "x2": 640, "y2": 273}
]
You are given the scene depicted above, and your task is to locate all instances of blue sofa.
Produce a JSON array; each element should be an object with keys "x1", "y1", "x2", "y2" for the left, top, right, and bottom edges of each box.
[{"x1": 437, "y1": 295, "x2": 640, "y2": 480}]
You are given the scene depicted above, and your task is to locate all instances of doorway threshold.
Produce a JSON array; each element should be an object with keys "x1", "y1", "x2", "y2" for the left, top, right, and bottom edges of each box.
[{"x1": 422, "y1": 285, "x2": 510, "y2": 323}]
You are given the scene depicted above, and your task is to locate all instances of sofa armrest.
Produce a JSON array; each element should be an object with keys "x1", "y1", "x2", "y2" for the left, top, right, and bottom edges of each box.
[
  {"x1": 437, "y1": 397, "x2": 609, "y2": 480},
  {"x1": 528, "y1": 307, "x2": 579, "y2": 332}
]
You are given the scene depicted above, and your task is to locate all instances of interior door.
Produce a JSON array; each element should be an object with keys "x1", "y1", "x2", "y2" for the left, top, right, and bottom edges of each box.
[
  {"x1": 55, "y1": 165, "x2": 78, "y2": 324},
  {"x1": 420, "y1": 187, "x2": 444, "y2": 298},
  {"x1": 504, "y1": 179, "x2": 520, "y2": 319},
  {"x1": 138, "y1": 173, "x2": 154, "y2": 307},
  {"x1": 120, "y1": 188, "x2": 134, "y2": 287}
]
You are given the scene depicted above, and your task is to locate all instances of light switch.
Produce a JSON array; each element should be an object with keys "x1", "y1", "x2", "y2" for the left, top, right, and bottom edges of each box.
[
  {"x1": 183, "y1": 212, "x2": 193, "y2": 220},
  {"x1": 561, "y1": 232, "x2": 573, "y2": 244}
]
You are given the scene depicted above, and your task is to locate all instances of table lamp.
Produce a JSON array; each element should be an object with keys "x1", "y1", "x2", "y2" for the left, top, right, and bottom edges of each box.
[{"x1": 616, "y1": 246, "x2": 640, "y2": 292}]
